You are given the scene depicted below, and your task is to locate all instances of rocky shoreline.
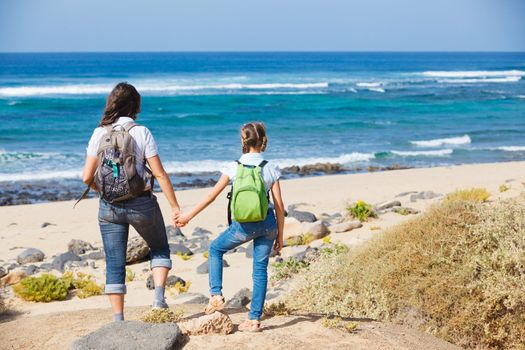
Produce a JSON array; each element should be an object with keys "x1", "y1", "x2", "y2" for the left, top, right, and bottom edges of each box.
[{"x1": 0, "y1": 163, "x2": 412, "y2": 206}]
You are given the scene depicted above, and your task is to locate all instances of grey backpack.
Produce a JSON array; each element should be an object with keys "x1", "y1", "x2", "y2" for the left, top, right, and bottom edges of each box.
[{"x1": 74, "y1": 122, "x2": 153, "y2": 207}]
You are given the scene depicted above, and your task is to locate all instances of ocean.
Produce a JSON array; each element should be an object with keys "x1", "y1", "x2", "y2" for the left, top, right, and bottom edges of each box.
[{"x1": 0, "y1": 52, "x2": 524, "y2": 205}]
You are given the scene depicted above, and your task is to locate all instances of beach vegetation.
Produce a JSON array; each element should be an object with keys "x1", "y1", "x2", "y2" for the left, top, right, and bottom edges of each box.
[
  {"x1": 168, "y1": 281, "x2": 191, "y2": 296},
  {"x1": 264, "y1": 301, "x2": 291, "y2": 317},
  {"x1": 445, "y1": 187, "x2": 490, "y2": 203},
  {"x1": 68, "y1": 272, "x2": 103, "y2": 299},
  {"x1": 319, "y1": 242, "x2": 348, "y2": 257},
  {"x1": 393, "y1": 207, "x2": 409, "y2": 215},
  {"x1": 287, "y1": 198, "x2": 525, "y2": 349},
  {"x1": 322, "y1": 236, "x2": 331, "y2": 244},
  {"x1": 347, "y1": 200, "x2": 377, "y2": 222},
  {"x1": 271, "y1": 257, "x2": 309, "y2": 282},
  {"x1": 286, "y1": 233, "x2": 315, "y2": 246},
  {"x1": 321, "y1": 316, "x2": 358, "y2": 333},
  {"x1": 13, "y1": 274, "x2": 69, "y2": 302},
  {"x1": 140, "y1": 308, "x2": 184, "y2": 323},
  {"x1": 125, "y1": 268, "x2": 135, "y2": 282},
  {"x1": 202, "y1": 251, "x2": 209, "y2": 259},
  {"x1": 370, "y1": 226, "x2": 381, "y2": 231},
  {"x1": 176, "y1": 252, "x2": 192, "y2": 261},
  {"x1": 499, "y1": 184, "x2": 509, "y2": 193}
]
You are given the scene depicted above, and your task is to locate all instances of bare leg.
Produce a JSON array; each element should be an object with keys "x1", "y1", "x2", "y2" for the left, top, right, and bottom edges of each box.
[
  {"x1": 108, "y1": 294, "x2": 125, "y2": 319},
  {"x1": 152, "y1": 266, "x2": 169, "y2": 287}
]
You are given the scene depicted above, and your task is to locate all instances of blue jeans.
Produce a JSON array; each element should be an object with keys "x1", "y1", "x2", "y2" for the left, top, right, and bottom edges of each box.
[
  {"x1": 98, "y1": 194, "x2": 172, "y2": 294},
  {"x1": 209, "y1": 210, "x2": 278, "y2": 320}
]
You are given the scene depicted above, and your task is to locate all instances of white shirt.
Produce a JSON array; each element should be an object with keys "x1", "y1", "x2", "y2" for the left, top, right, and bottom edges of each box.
[
  {"x1": 86, "y1": 117, "x2": 158, "y2": 190},
  {"x1": 221, "y1": 152, "x2": 281, "y2": 193}
]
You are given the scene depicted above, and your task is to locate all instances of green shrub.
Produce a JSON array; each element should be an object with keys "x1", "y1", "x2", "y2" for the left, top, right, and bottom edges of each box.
[
  {"x1": 271, "y1": 257, "x2": 309, "y2": 281},
  {"x1": 288, "y1": 199, "x2": 525, "y2": 349},
  {"x1": 347, "y1": 200, "x2": 376, "y2": 222},
  {"x1": 393, "y1": 207, "x2": 409, "y2": 215},
  {"x1": 286, "y1": 233, "x2": 315, "y2": 246},
  {"x1": 140, "y1": 308, "x2": 184, "y2": 323},
  {"x1": 13, "y1": 274, "x2": 69, "y2": 302},
  {"x1": 499, "y1": 184, "x2": 509, "y2": 193},
  {"x1": 445, "y1": 188, "x2": 490, "y2": 202},
  {"x1": 70, "y1": 272, "x2": 103, "y2": 299}
]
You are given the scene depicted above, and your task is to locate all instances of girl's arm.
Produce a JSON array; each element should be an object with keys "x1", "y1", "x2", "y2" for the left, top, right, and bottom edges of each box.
[
  {"x1": 174, "y1": 174, "x2": 230, "y2": 226},
  {"x1": 271, "y1": 180, "x2": 285, "y2": 252},
  {"x1": 146, "y1": 155, "x2": 180, "y2": 214},
  {"x1": 82, "y1": 156, "x2": 99, "y2": 191}
]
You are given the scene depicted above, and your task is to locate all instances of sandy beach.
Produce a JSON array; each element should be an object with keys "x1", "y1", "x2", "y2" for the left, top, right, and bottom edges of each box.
[{"x1": 1, "y1": 161, "x2": 524, "y2": 349}]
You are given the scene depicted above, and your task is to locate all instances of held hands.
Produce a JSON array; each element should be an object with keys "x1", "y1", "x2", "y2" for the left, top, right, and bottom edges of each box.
[{"x1": 173, "y1": 211, "x2": 191, "y2": 228}]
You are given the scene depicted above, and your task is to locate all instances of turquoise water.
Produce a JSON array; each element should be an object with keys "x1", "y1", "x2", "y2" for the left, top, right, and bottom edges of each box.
[{"x1": 0, "y1": 52, "x2": 524, "y2": 202}]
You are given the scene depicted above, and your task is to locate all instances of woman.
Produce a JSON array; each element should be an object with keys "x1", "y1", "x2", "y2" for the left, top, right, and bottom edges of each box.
[
  {"x1": 82, "y1": 82, "x2": 180, "y2": 321},
  {"x1": 175, "y1": 122, "x2": 285, "y2": 332}
]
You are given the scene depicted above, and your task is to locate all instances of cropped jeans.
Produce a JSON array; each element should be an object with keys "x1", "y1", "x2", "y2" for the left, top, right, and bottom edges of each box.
[
  {"x1": 209, "y1": 209, "x2": 278, "y2": 320},
  {"x1": 98, "y1": 194, "x2": 172, "y2": 295}
]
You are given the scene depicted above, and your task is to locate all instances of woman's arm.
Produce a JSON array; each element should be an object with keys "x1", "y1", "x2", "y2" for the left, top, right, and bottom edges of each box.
[
  {"x1": 271, "y1": 180, "x2": 285, "y2": 252},
  {"x1": 82, "y1": 156, "x2": 99, "y2": 191},
  {"x1": 146, "y1": 155, "x2": 180, "y2": 214},
  {"x1": 174, "y1": 174, "x2": 230, "y2": 226}
]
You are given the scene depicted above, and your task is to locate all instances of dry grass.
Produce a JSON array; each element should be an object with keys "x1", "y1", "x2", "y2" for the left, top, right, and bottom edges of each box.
[
  {"x1": 445, "y1": 187, "x2": 490, "y2": 202},
  {"x1": 140, "y1": 308, "x2": 184, "y2": 323},
  {"x1": 287, "y1": 197, "x2": 525, "y2": 350}
]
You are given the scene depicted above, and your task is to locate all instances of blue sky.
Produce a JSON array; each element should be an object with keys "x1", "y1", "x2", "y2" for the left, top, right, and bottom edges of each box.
[{"x1": 1, "y1": 0, "x2": 524, "y2": 52}]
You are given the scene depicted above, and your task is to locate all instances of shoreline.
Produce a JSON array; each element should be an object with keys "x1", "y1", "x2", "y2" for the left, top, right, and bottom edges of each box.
[{"x1": 0, "y1": 159, "x2": 520, "y2": 206}]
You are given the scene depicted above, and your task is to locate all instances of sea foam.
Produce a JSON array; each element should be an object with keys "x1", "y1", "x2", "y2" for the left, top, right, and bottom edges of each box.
[
  {"x1": 410, "y1": 135, "x2": 471, "y2": 147},
  {"x1": 496, "y1": 146, "x2": 525, "y2": 152},
  {"x1": 421, "y1": 70, "x2": 525, "y2": 78},
  {"x1": 391, "y1": 149, "x2": 453, "y2": 157}
]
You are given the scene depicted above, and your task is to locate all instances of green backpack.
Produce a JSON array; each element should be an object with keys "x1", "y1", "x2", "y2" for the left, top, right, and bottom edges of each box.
[{"x1": 227, "y1": 160, "x2": 269, "y2": 224}]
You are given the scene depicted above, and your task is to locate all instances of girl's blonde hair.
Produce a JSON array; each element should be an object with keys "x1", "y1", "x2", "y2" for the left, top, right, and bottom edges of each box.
[{"x1": 241, "y1": 122, "x2": 267, "y2": 153}]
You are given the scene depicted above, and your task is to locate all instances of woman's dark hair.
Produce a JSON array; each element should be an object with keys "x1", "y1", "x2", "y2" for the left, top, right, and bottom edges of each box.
[
  {"x1": 241, "y1": 122, "x2": 267, "y2": 153},
  {"x1": 99, "y1": 82, "x2": 141, "y2": 126}
]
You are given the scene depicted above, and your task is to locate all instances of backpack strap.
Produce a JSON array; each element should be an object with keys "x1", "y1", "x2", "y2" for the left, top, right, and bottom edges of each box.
[
  {"x1": 123, "y1": 122, "x2": 138, "y2": 132},
  {"x1": 226, "y1": 160, "x2": 243, "y2": 225},
  {"x1": 259, "y1": 160, "x2": 268, "y2": 168}
]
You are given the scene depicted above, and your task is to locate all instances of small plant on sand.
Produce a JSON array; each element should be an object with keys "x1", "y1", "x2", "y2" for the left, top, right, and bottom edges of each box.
[
  {"x1": 445, "y1": 187, "x2": 490, "y2": 203},
  {"x1": 322, "y1": 236, "x2": 332, "y2": 244},
  {"x1": 202, "y1": 251, "x2": 209, "y2": 259},
  {"x1": 370, "y1": 226, "x2": 381, "y2": 231},
  {"x1": 319, "y1": 242, "x2": 348, "y2": 257},
  {"x1": 140, "y1": 308, "x2": 184, "y2": 323},
  {"x1": 13, "y1": 274, "x2": 69, "y2": 302},
  {"x1": 271, "y1": 257, "x2": 309, "y2": 281},
  {"x1": 499, "y1": 184, "x2": 509, "y2": 193},
  {"x1": 286, "y1": 233, "x2": 315, "y2": 246},
  {"x1": 125, "y1": 268, "x2": 135, "y2": 282},
  {"x1": 70, "y1": 272, "x2": 103, "y2": 299},
  {"x1": 264, "y1": 301, "x2": 291, "y2": 317},
  {"x1": 393, "y1": 207, "x2": 409, "y2": 216},
  {"x1": 347, "y1": 200, "x2": 376, "y2": 222},
  {"x1": 168, "y1": 281, "x2": 191, "y2": 296},
  {"x1": 176, "y1": 252, "x2": 192, "y2": 261},
  {"x1": 321, "y1": 316, "x2": 358, "y2": 333}
]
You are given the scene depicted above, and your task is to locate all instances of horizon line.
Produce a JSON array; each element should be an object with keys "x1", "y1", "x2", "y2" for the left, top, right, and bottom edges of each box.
[{"x1": 1, "y1": 50, "x2": 525, "y2": 54}]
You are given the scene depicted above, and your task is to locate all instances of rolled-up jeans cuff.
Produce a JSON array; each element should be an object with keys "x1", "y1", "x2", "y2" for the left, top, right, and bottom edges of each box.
[
  {"x1": 105, "y1": 283, "x2": 127, "y2": 294},
  {"x1": 150, "y1": 258, "x2": 172, "y2": 269}
]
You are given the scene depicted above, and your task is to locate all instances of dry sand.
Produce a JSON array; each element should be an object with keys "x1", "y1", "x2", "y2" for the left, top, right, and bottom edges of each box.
[{"x1": 1, "y1": 161, "x2": 524, "y2": 349}]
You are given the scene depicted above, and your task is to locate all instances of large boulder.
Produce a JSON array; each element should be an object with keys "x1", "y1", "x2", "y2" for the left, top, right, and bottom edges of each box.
[
  {"x1": 67, "y1": 239, "x2": 94, "y2": 255},
  {"x1": 300, "y1": 220, "x2": 329, "y2": 240},
  {"x1": 17, "y1": 248, "x2": 45, "y2": 265},
  {"x1": 329, "y1": 220, "x2": 363, "y2": 233},
  {"x1": 225, "y1": 288, "x2": 251, "y2": 309},
  {"x1": 52, "y1": 252, "x2": 81, "y2": 272},
  {"x1": 70, "y1": 320, "x2": 180, "y2": 350},
  {"x1": 126, "y1": 237, "x2": 150, "y2": 264},
  {"x1": 179, "y1": 311, "x2": 234, "y2": 336}
]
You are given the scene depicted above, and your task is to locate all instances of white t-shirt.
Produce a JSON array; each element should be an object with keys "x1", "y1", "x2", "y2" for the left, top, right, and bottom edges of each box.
[
  {"x1": 86, "y1": 116, "x2": 158, "y2": 190},
  {"x1": 221, "y1": 152, "x2": 281, "y2": 193}
]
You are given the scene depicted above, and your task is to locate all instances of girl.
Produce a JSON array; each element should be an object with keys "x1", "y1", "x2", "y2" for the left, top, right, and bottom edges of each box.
[
  {"x1": 175, "y1": 122, "x2": 285, "y2": 332},
  {"x1": 82, "y1": 82, "x2": 181, "y2": 321}
]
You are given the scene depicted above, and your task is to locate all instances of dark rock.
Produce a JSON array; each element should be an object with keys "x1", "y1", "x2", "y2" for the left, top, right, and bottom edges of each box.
[
  {"x1": 287, "y1": 208, "x2": 317, "y2": 223},
  {"x1": 126, "y1": 237, "x2": 150, "y2": 264},
  {"x1": 21, "y1": 264, "x2": 39, "y2": 275},
  {"x1": 39, "y1": 263, "x2": 53, "y2": 271},
  {"x1": 52, "y1": 252, "x2": 81, "y2": 272},
  {"x1": 225, "y1": 288, "x2": 251, "y2": 309},
  {"x1": 193, "y1": 240, "x2": 210, "y2": 254},
  {"x1": 146, "y1": 274, "x2": 186, "y2": 290},
  {"x1": 174, "y1": 293, "x2": 209, "y2": 304},
  {"x1": 70, "y1": 320, "x2": 181, "y2": 350},
  {"x1": 169, "y1": 243, "x2": 193, "y2": 256},
  {"x1": 67, "y1": 239, "x2": 95, "y2": 255},
  {"x1": 293, "y1": 247, "x2": 320, "y2": 263},
  {"x1": 89, "y1": 261, "x2": 97, "y2": 269},
  {"x1": 395, "y1": 191, "x2": 418, "y2": 198},
  {"x1": 410, "y1": 191, "x2": 441, "y2": 202},
  {"x1": 17, "y1": 248, "x2": 45, "y2": 264},
  {"x1": 166, "y1": 225, "x2": 186, "y2": 241},
  {"x1": 196, "y1": 259, "x2": 228, "y2": 274},
  {"x1": 282, "y1": 162, "x2": 344, "y2": 176},
  {"x1": 41, "y1": 222, "x2": 56, "y2": 228},
  {"x1": 0, "y1": 266, "x2": 6, "y2": 278},
  {"x1": 64, "y1": 260, "x2": 89, "y2": 269},
  {"x1": 193, "y1": 227, "x2": 212, "y2": 237}
]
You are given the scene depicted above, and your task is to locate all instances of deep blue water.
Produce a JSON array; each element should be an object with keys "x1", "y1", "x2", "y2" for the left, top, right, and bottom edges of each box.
[{"x1": 0, "y1": 52, "x2": 524, "y2": 200}]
